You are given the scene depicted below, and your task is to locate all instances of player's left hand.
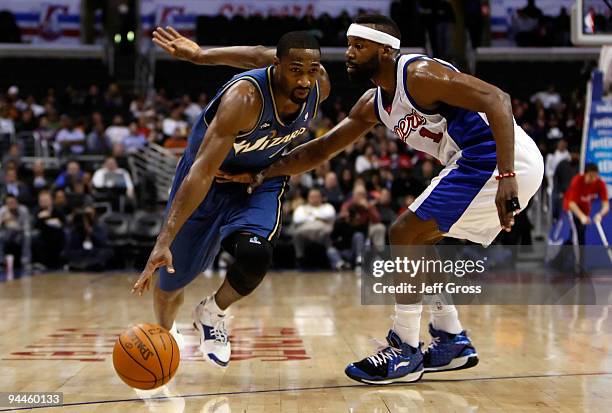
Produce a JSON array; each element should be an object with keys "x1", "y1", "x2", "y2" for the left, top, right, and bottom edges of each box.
[{"x1": 496, "y1": 176, "x2": 519, "y2": 232}]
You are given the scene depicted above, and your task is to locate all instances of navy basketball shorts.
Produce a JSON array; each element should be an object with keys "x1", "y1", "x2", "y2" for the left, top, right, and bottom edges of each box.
[{"x1": 158, "y1": 156, "x2": 287, "y2": 291}]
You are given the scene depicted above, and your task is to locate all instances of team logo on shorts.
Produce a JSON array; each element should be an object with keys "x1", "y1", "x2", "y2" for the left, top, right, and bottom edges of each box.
[{"x1": 393, "y1": 109, "x2": 426, "y2": 142}]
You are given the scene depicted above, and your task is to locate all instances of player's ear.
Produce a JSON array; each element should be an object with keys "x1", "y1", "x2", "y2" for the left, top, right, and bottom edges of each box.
[
  {"x1": 273, "y1": 56, "x2": 280, "y2": 67},
  {"x1": 380, "y1": 45, "x2": 393, "y2": 59}
]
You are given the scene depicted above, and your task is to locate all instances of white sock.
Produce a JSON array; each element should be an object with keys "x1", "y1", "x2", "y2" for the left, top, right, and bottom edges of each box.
[
  {"x1": 204, "y1": 294, "x2": 226, "y2": 317},
  {"x1": 430, "y1": 303, "x2": 463, "y2": 334},
  {"x1": 392, "y1": 303, "x2": 422, "y2": 348}
]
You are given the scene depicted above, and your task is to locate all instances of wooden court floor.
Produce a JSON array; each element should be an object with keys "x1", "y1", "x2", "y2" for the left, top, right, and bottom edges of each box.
[{"x1": 0, "y1": 271, "x2": 610, "y2": 412}]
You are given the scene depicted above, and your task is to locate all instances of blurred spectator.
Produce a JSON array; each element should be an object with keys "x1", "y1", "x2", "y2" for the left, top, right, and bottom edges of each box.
[
  {"x1": 162, "y1": 106, "x2": 188, "y2": 138},
  {"x1": 130, "y1": 95, "x2": 155, "y2": 120},
  {"x1": 552, "y1": 149, "x2": 580, "y2": 220},
  {"x1": 182, "y1": 94, "x2": 204, "y2": 123},
  {"x1": 30, "y1": 160, "x2": 49, "y2": 194},
  {"x1": 25, "y1": 95, "x2": 45, "y2": 118},
  {"x1": 67, "y1": 179, "x2": 94, "y2": 211},
  {"x1": 545, "y1": 139, "x2": 570, "y2": 216},
  {"x1": 111, "y1": 143, "x2": 129, "y2": 169},
  {"x1": 531, "y1": 85, "x2": 561, "y2": 109},
  {"x1": 414, "y1": 159, "x2": 437, "y2": 187},
  {"x1": 2, "y1": 143, "x2": 21, "y2": 170},
  {"x1": 105, "y1": 115, "x2": 130, "y2": 146},
  {"x1": 339, "y1": 168, "x2": 355, "y2": 194},
  {"x1": 124, "y1": 122, "x2": 148, "y2": 154},
  {"x1": 35, "y1": 116, "x2": 56, "y2": 149},
  {"x1": 136, "y1": 116, "x2": 152, "y2": 140},
  {"x1": 86, "y1": 124, "x2": 112, "y2": 155},
  {"x1": 1, "y1": 167, "x2": 32, "y2": 206},
  {"x1": 292, "y1": 188, "x2": 340, "y2": 269},
  {"x1": 321, "y1": 171, "x2": 345, "y2": 211},
  {"x1": 55, "y1": 115, "x2": 86, "y2": 155},
  {"x1": 53, "y1": 160, "x2": 84, "y2": 191},
  {"x1": 563, "y1": 163, "x2": 609, "y2": 274},
  {"x1": 83, "y1": 85, "x2": 103, "y2": 114},
  {"x1": 376, "y1": 188, "x2": 397, "y2": 228},
  {"x1": 104, "y1": 84, "x2": 124, "y2": 116},
  {"x1": 333, "y1": 184, "x2": 386, "y2": 268},
  {"x1": 163, "y1": 127, "x2": 188, "y2": 150},
  {"x1": 0, "y1": 105, "x2": 16, "y2": 135},
  {"x1": 0, "y1": 194, "x2": 30, "y2": 271},
  {"x1": 31, "y1": 190, "x2": 65, "y2": 270},
  {"x1": 355, "y1": 144, "x2": 378, "y2": 174},
  {"x1": 62, "y1": 208, "x2": 113, "y2": 271},
  {"x1": 92, "y1": 156, "x2": 135, "y2": 199},
  {"x1": 53, "y1": 189, "x2": 70, "y2": 216},
  {"x1": 15, "y1": 109, "x2": 37, "y2": 132}
]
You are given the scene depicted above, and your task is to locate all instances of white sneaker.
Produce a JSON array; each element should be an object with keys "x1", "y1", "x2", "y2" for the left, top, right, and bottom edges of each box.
[
  {"x1": 169, "y1": 322, "x2": 185, "y2": 351},
  {"x1": 192, "y1": 297, "x2": 231, "y2": 368}
]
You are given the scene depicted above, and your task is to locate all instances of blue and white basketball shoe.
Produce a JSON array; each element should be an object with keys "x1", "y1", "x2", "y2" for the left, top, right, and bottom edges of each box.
[
  {"x1": 345, "y1": 330, "x2": 424, "y2": 384},
  {"x1": 192, "y1": 297, "x2": 231, "y2": 368},
  {"x1": 423, "y1": 323, "x2": 478, "y2": 372}
]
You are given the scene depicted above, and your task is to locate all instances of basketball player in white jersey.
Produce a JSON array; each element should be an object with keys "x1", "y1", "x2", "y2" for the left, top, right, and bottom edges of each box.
[{"x1": 215, "y1": 14, "x2": 544, "y2": 384}]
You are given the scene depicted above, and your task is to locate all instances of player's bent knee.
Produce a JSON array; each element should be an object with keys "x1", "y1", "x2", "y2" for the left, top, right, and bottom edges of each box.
[{"x1": 225, "y1": 233, "x2": 273, "y2": 296}]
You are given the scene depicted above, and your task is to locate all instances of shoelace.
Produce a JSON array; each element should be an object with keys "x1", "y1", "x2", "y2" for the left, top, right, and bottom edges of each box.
[
  {"x1": 425, "y1": 336, "x2": 440, "y2": 353},
  {"x1": 210, "y1": 315, "x2": 233, "y2": 345},
  {"x1": 367, "y1": 346, "x2": 401, "y2": 367}
]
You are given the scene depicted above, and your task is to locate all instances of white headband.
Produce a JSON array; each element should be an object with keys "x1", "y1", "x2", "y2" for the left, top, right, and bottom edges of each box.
[{"x1": 346, "y1": 23, "x2": 400, "y2": 49}]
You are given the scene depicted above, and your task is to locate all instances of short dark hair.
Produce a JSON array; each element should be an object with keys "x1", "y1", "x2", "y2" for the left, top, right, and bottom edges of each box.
[
  {"x1": 276, "y1": 31, "x2": 320, "y2": 59},
  {"x1": 585, "y1": 163, "x2": 599, "y2": 173},
  {"x1": 3, "y1": 193, "x2": 17, "y2": 203},
  {"x1": 354, "y1": 14, "x2": 401, "y2": 41}
]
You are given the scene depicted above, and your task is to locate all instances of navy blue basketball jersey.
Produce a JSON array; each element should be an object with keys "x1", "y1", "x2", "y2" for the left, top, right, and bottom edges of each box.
[{"x1": 184, "y1": 66, "x2": 320, "y2": 174}]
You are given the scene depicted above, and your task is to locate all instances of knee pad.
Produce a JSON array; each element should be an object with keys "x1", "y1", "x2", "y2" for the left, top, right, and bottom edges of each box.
[{"x1": 224, "y1": 233, "x2": 273, "y2": 296}]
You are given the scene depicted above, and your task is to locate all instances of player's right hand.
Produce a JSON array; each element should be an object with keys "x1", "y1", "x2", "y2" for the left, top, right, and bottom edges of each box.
[
  {"x1": 132, "y1": 245, "x2": 175, "y2": 296},
  {"x1": 581, "y1": 215, "x2": 591, "y2": 226},
  {"x1": 215, "y1": 171, "x2": 255, "y2": 184},
  {"x1": 152, "y1": 26, "x2": 201, "y2": 63}
]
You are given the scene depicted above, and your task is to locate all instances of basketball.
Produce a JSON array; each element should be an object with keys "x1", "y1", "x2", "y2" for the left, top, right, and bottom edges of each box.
[{"x1": 112, "y1": 324, "x2": 180, "y2": 390}]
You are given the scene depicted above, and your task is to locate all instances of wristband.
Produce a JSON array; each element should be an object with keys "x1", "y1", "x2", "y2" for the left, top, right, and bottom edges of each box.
[{"x1": 495, "y1": 171, "x2": 516, "y2": 181}]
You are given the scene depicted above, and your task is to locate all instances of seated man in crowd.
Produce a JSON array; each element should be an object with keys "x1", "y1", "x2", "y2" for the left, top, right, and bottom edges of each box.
[
  {"x1": 55, "y1": 115, "x2": 86, "y2": 156},
  {"x1": 331, "y1": 184, "x2": 386, "y2": 269},
  {"x1": 0, "y1": 194, "x2": 30, "y2": 272},
  {"x1": 53, "y1": 160, "x2": 84, "y2": 191},
  {"x1": 1, "y1": 167, "x2": 32, "y2": 207},
  {"x1": 292, "y1": 188, "x2": 341, "y2": 270},
  {"x1": 92, "y1": 156, "x2": 135, "y2": 203},
  {"x1": 32, "y1": 189, "x2": 66, "y2": 270},
  {"x1": 62, "y1": 207, "x2": 113, "y2": 272}
]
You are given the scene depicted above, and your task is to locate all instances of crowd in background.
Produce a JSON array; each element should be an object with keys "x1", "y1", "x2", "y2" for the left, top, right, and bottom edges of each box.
[{"x1": 0, "y1": 72, "x2": 584, "y2": 274}]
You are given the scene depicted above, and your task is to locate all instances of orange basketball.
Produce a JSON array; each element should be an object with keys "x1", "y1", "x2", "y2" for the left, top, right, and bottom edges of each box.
[{"x1": 112, "y1": 323, "x2": 180, "y2": 389}]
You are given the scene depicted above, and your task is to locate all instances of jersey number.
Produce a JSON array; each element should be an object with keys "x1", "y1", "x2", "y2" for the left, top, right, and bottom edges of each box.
[{"x1": 419, "y1": 128, "x2": 443, "y2": 143}]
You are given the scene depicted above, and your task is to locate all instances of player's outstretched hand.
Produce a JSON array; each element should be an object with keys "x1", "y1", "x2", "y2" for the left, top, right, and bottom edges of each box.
[
  {"x1": 152, "y1": 26, "x2": 201, "y2": 63},
  {"x1": 132, "y1": 245, "x2": 175, "y2": 296},
  {"x1": 496, "y1": 176, "x2": 519, "y2": 232}
]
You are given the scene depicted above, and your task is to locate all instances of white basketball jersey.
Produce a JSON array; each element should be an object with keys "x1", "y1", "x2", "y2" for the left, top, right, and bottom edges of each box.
[{"x1": 374, "y1": 54, "x2": 497, "y2": 165}]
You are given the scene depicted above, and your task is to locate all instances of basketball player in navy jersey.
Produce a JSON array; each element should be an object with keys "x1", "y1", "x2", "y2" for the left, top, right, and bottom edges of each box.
[
  {"x1": 132, "y1": 30, "x2": 330, "y2": 369},
  {"x1": 217, "y1": 15, "x2": 544, "y2": 384}
]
